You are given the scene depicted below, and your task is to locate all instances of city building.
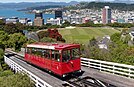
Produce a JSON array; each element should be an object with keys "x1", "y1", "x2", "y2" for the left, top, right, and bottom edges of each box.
[
  {"x1": 65, "y1": 15, "x2": 84, "y2": 24},
  {"x1": 82, "y1": 17, "x2": 90, "y2": 23},
  {"x1": 34, "y1": 11, "x2": 44, "y2": 26},
  {"x1": 102, "y1": 6, "x2": 111, "y2": 24},
  {"x1": 46, "y1": 18, "x2": 62, "y2": 25},
  {"x1": 97, "y1": 35, "x2": 111, "y2": 50},
  {"x1": 19, "y1": 18, "x2": 29, "y2": 25},
  {"x1": 117, "y1": 19, "x2": 125, "y2": 23},
  {"x1": 55, "y1": 10, "x2": 62, "y2": 19},
  {"x1": 6, "y1": 17, "x2": 19, "y2": 24},
  {"x1": 27, "y1": 21, "x2": 33, "y2": 26}
]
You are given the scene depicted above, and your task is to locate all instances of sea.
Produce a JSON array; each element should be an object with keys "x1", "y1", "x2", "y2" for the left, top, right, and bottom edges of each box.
[{"x1": 0, "y1": 9, "x2": 55, "y2": 23}]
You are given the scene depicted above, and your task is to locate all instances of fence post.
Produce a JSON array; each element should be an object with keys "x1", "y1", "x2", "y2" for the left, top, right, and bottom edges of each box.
[
  {"x1": 88, "y1": 60, "x2": 90, "y2": 68},
  {"x1": 128, "y1": 68, "x2": 131, "y2": 78},
  {"x1": 113, "y1": 65, "x2": 115, "y2": 74},
  {"x1": 100, "y1": 63, "x2": 101, "y2": 71}
]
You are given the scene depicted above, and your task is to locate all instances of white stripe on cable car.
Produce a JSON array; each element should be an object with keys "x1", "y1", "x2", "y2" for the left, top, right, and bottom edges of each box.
[{"x1": 27, "y1": 45, "x2": 55, "y2": 49}]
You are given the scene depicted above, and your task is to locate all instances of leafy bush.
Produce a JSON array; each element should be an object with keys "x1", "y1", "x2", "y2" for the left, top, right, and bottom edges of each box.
[
  {"x1": 8, "y1": 33, "x2": 27, "y2": 51},
  {"x1": 40, "y1": 37, "x2": 57, "y2": 43},
  {"x1": 0, "y1": 49, "x2": 4, "y2": 65},
  {"x1": 0, "y1": 74, "x2": 34, "y2": 87},
  {"x1": 0, "y1": 70, "x2": 13, "y2": 77},
  {"x1": 37, "y1": 29, "x2": 66, "y2": 42},
  {"x1": 84, "y1": 33, "x2": 134, "y2": 65}
]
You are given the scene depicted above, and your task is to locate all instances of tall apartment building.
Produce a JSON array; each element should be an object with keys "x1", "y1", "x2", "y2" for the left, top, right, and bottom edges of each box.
[
  {"x1": 34, "y1": 11, "x2": 44, "y2": 26},
  {"x1": 55, "y1": 10, "x2": 62, "y2": 19},
  {"x1": 102, "y1": 6, "x2": 111, "y2": 24}
]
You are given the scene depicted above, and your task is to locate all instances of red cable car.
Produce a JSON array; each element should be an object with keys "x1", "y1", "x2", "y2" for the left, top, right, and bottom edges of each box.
[{"x1": 25, "y1": 43, "x2": 81, "y2": 77}]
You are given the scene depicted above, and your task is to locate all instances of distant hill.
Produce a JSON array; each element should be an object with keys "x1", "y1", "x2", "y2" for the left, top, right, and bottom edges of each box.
[
  {"x1": 68, "y1": 2, "x2": 134, "y2": 11},
  {"x1": 19, "y1": 5, "x2": 63, "y2": 11},
  {"x1": 0, "y1": 1, "x2": 79, "y2": 9}
]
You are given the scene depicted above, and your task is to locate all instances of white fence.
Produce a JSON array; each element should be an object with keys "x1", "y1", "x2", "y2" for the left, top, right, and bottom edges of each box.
[
  {"x1": 81, "y1": 58, "x2": 134, "y2": 79},
  {"x1": 4, "y1": 56, "x2": 52, "y2": 87}
]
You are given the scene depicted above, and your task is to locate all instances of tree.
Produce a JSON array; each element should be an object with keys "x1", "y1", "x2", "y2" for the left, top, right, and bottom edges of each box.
[
  {"x1": 0, "y1": 70, "x2": 13, "y2": 77},
  {"x1": 3, "y1": 23, "x2": 20, "y2": 34},
  {"x1": 46, "y1": 23, "x2": 52, "y2": 26},
  {"x1": 16, "y1": 22, "x2": 25, "y2": 32},
  {"x1": 0, "y1": 31, "x2": 9, "y2": 48},
  {"x1": 77, "y1": 21, "x2": 97, "y2": 27},
  {"x1": 0, "y1": 20, "x2": 5, "y2": 25},
  {"x1": 122, "y1": 34, "x2": 131, "y2": 44},
  {"x1": 89, "y1": 37, "x2": 97, "y2": 47},
  {"x1": 0, "y1": 41, "x2": 5, "y2": 50},
  {"x1": 111, "y1": 33, "x2": 121, "y2": 43},
  {"x1": 0, "y1": 74, "x2": 34, "y2": 87},
  {"x1": 40, "y1": 37, "x2": 57, "y2": 43},
  {"x1": 27, "y1": 39, "x2": 36, "y2": 44},
  {"x1": 37, "y1": 31, "x2": 49, "y2": 40},
  {"x1": 0, "y1": 31, "x2": 8, "y2": 41},
  {"x1": 62, "y1": 20, "x2": 70, "y2": 27},
  {"x1": 0, "y1": 49, "x2": 4, "y2": 65},
  {"x1": 8, "y1": 33, "x2": 27, "y2": 51},
  {"x1": 0, "y1": 48, "x2": 8, "y2": 70}
]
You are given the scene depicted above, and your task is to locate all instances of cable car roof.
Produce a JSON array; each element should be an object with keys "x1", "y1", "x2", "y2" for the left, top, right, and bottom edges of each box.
[{"x1": 26, "y1": 42, "x2": 80, "y2": 50}]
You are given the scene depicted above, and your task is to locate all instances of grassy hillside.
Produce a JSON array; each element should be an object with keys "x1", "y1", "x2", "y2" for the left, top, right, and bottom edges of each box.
[{"x1": 59, "y1": 27, "x2": 120, "y2": 44}]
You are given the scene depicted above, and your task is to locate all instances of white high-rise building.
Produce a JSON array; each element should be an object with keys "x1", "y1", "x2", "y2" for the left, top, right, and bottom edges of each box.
[{"x1": 102, "y1": 6, "x2": 111, "y2": 24}]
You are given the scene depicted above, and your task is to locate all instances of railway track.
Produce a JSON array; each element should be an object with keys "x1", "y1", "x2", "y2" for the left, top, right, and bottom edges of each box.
[
  {"x1": 63, "y1": 76, "x2": 116, "y2": 87},
  {"x1": 5, "y1": 50, "x2": 116, "y2": 87}
]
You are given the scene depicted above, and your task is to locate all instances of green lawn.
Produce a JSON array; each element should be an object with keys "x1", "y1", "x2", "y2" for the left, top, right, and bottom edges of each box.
[{"x1": 59, "y1": 27, "x2": 120, "y2": 44}]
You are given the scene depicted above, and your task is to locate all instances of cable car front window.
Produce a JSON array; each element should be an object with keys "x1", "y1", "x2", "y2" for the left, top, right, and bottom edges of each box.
[
  {"x1": 55, "y1": 51, "x2": 60, "y2": 62},
  {"x1": 72, "y1": 48, "x2": 80, "y2": 59},
  {"x1": 62, "y1": 50, "x2": 71, "y2": 62}
]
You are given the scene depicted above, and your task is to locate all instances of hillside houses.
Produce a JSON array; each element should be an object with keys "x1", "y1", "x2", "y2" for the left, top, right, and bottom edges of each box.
[{"x1": 90, "y1": 35, "x2": 112, "y2": 50}]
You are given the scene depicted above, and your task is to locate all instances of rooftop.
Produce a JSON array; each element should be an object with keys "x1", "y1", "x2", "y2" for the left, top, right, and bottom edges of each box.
[{"x1": 27, "y1": 42, "x2": 80, "y2": 50}]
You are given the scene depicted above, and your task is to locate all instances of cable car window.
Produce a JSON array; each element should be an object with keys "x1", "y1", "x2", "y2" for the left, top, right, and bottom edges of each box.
[
  {"x1": 72, "y1": 48, "x2": 80, "y2": 59},
  {"x1": 36, "y1": 49, "x2": 42, "y2": 56},
  {"x1": 42, "y1": 49, "x2": 50, "y2": 59},
  {"x1": 51, "y1": 50, "x2": 60, "y2": 62},
  {"x1": 26, "y1": 48, "x2": 31, "y2": 54},
  {"x1": 51, "y1": 50, "x2": 55, "y2": 60},
  {"x1": 55, "y1": 51, "x2": 60, "y2": 62},
  {"x1": 31, "y1": 48, "x2": 42, "y2": 56},
  {"x1": 62, "y1": 50, "x2": 71, "y2": 62},
  {"x1": 31, "y1": 48, "x2": 36, "y2": 54}
]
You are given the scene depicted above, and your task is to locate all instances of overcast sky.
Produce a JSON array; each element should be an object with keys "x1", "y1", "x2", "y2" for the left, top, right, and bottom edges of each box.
[{"x1": 0, "y1": 0, "x2": 114, "y2": 3}]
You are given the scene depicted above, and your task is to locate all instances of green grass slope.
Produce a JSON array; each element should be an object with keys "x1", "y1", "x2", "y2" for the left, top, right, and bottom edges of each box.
[{"x1": 59, "y1": 27, "x2": 120, "y2": 44}]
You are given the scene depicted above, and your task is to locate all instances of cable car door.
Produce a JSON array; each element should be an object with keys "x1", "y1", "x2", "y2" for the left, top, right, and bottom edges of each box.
[{"x1": 62, "y1": 49, "x2": 74, "y2": 73}]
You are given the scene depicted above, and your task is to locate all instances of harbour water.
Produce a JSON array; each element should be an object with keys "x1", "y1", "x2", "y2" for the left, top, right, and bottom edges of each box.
[{"x1": 0, "y1": 9, "x2": 55, "y2": 22}]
